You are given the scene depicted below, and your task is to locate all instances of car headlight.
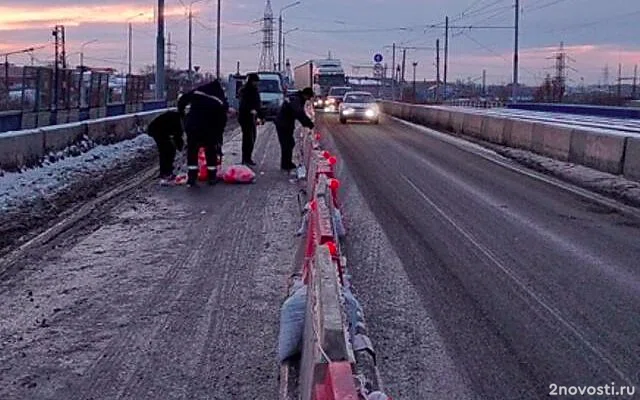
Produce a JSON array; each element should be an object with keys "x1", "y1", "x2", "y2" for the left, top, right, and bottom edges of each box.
[
  {"x1": 327, "y1": 98, "x2": 335, "y2": 104},
  {"x1": 365, "y1": 108, "x2": 377, "y2": 118},
  {"x1": 342, "y1": 108, "x2": 355, "y2": 115}
]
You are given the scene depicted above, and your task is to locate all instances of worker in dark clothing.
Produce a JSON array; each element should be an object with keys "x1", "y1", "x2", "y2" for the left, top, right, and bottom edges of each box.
[
  {"x1": 237, "y1": 73, "x2": 264, "y2": 166},
  {"x1": 178, "y1": 79, "x2": 229, "y2": 186},
  {"x1": 147, "y1": 110, "x2": 184, "y2": 185},
  {"x1": 275, "y1": 87, "x2": 315, "y2": 171}
]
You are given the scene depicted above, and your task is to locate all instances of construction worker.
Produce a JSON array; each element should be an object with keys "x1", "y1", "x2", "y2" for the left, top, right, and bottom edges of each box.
[
  {"x1": 178, "y1": 79, "x2": 229, "y2": 186},
  {"x1": 275, "y1": 87, "x2": 315, "y2": 171},
  {"x1": 146, "y1": 110, "x2": 184, "y2": 185},
  {"x1": 237, "y1": 73, "x2": 264, "y2": 166}
]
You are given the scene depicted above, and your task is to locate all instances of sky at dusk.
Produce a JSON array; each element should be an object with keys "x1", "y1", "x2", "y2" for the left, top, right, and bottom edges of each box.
[{"x1": 1, "y1": 0, "x2": 639, "y2": 85}]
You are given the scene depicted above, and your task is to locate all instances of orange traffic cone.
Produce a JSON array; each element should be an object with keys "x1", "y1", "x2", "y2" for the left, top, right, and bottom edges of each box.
[{"x1": 198, "y1": 147, "x2": 208, "y2": 181}]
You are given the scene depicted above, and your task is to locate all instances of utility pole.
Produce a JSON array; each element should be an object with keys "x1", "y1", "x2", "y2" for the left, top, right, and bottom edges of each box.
[
  {"x1": 52, "y1": 25, "x2": 66, "y2": 109},
  {"x1": 278, "y1": 14, "x2": 282, "y2": 71},
  {"x1": 391, "y1": 43, "x2": 396, "y2": 101},
  {"x1": 436, "y1": 38, "x2": 440, "y2": 102},
  {"x1": 400, "y1": 49, "x2": 406, "y2": 101},
  {"x1": 166, "y1": 33, "x2": 177, "y2": 69},
  {"x1": 236, "y1": 61, "x2": 240, "y2": 75},
  {"x1": 444, "y1": 16, "x2": 449, "y2": 102},
  {"x1": 633, "y1": 64, "x2": 638, "y2": 99},
  {"x1": 216, "y1": 0, "x2": 221, "y2": 78},
  {"x1": 188, "y1": 6, "x2": 193, "y2": 83},
  {"x1": 482, "y1": 69, "x2": 486, "y2": 96},
  {"x1": 128, "y1": 22, "x2": 133, "y2": 75},
  {"x1": 412, "y1": 61, "x2": 418, "y2": 103},
  {"x1": 617, "y1": 63, "x2": 622, "y2": 103},
  {"x1": 512, "y1": 0, "x2": 519, "y2": 103},
  {"x1": 156, "y1": 0, "x2": 166, "y2": 100}
]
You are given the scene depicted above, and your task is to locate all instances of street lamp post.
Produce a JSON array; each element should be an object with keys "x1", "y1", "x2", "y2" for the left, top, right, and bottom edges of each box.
[
  {"x1": 278, "y1": 1, "x2": 301, "y2": 71},
  {"x1": 187, "y1": 0, "x2": 206, "y2": 84},
  {"x1": 282, "y1": 27, "x2": 298, "y2": 74},
  {"x1": 80, "y1": 39, "x2": 98, "y2": 72},
  {"x1": 2, "y1": 47, "x2": 37, "y2": 92},
  {"x1": 126, "y1": 13, "x2": 146, "y2": 76}
]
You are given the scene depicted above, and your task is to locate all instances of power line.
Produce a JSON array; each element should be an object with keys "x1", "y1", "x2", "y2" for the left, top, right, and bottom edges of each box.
[{"x1": 524, "y1": 0, "x2": 574, "y2": 13}]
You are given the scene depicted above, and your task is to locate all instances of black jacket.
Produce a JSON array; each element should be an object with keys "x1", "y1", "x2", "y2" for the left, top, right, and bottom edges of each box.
[
  {"x1": 238, "y1": 83, "x2": 263, "y2": 123},
  {"x1": 178, "y1": 80, "x2": 228, "y2": 135},
  {"x1": 147, "y1": 110, "x2": 184, "y2": 150},
  {"x1": 275, "y1": 92, "x2": 314, "y2": 131}
]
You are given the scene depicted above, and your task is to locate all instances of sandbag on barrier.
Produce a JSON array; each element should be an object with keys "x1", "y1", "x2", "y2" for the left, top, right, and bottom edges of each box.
[
  {"x1": 278, "y1": 284, "x2": 307, "y2": 362},
  {"x1": 333, "y1": 208, "x2": 346, "y2": 238},
  {"x1": 343, "y1": 285, "x2": 364, "y2": 339}
]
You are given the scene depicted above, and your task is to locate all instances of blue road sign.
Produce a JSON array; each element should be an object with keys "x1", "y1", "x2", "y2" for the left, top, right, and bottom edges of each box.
[{"x1": 374, "y1": 53, "x2": 383, "y2": 63}]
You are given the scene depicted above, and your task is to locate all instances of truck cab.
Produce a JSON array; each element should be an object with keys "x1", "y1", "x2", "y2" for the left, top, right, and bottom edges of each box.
[
  {"x1": 228, "y1": 72, "x2": 285, "y2": 121},
  {"x1": 255, "y1": 72, "x2": 285, "y2": 121}
]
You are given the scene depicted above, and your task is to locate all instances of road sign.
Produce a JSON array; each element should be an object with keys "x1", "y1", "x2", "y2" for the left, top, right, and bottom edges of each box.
[
  {"x1": 373, "y1": 62, "x2": 383, "y2": 77},
  {"x1": 374, "y1": 53, "x2": 383, "y2": 63}
]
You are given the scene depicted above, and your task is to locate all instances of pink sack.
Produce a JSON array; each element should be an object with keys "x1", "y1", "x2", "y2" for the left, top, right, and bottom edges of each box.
[{"x1": 222, "y1": 164, "x2": 256, "y2": 184}]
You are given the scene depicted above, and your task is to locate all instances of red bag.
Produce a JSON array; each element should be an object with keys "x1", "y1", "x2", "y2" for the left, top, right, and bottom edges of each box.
[{"x1": 221, "y1": 164, "x2": 256, "y2": 184}]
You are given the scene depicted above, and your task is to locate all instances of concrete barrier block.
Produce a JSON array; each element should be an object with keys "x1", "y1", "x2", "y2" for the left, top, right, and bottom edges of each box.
[
  {"x1": 426, "y1": 108, "x2": 439, "y2": 125},
  {"x1": 531, "y1": 123, "x2": 572, "y2": 161},
  {"x1": 482, "y1": 116, "x2": 507, "y2": 144},
  {"x1": 505, "y1": 119, "x2": 535, "y2": 151},
  {"x1": 462, "y1": 113, "x2": 484, "y2": 137},
  {"x1": 0, "y1": 129, "x2": 45, "y2": 170},
  {"x1": 623, "y1": 137, "x2": 640, "y2": 182},
  {"x1": 450, "y1": 111, "x2": 465, "y2": 133},
  {"x1": 104, "y1": 115, "x2": 137, "y2": 142},
  {"x1": 300, "y1": 245, "x2": 354, "y2": 400},
  {"x1": 21, "y1": 112, "x2": 37, "y2": 130},
  {"x1": 414, "y1": 106, "x2": 429, "y2": 125},
  {"x1": 569, "y1": 129, "x2": 626, "y2": 175},
  {"x1": 436, "y1": 109, "x2": 452, "y2": 130},
  {"x1": 42, "y1": 123, "x2": 87, "y2": 153},
  {"x1": 86, "y1": 120, "x2": 108, "y2": 143},
  {"x1": 37, "y1": 112, "x2": 52, "y2": 127}
]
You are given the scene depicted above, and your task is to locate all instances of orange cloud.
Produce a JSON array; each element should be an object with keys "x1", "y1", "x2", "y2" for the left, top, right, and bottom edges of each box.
[{"x1": 0, "y1": 5, "x2": 185, "y2": 31}]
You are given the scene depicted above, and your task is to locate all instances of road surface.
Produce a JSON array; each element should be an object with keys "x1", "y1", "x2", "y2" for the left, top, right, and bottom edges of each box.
[
  {"x1": 320, "y1": 114, "x2": 640, "y2": 399},
  {"x1": 0, "y1": 125, "x2": 300, "y2": 400}
]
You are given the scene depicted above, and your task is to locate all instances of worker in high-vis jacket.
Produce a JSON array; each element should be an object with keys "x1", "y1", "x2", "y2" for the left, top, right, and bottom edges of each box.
[{"x1": 178, "y1": 79, "x2": 229, "y2": 186}]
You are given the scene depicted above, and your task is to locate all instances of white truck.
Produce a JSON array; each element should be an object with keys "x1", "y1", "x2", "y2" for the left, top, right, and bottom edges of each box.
[{"x1": 293, "y1": 59, "x2": 346, "y2": 107}]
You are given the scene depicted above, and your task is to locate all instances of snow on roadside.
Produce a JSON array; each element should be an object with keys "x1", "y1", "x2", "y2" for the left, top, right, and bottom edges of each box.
[{"x1": 0, "y1": 134, "x2": 155, "y2": 212}]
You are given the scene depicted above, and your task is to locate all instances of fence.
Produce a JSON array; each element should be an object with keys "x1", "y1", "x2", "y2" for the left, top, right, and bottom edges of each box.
[{"x1": 0, "y1": 65, "x2": 181, "y2": 133}]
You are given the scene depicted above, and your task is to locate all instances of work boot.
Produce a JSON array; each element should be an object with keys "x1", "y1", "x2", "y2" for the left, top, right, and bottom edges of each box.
[{"x1": 186, "y1": 169, "x2": 198, "y2": 187}]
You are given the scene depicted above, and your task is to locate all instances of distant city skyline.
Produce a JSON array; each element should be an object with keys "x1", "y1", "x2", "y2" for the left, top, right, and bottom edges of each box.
[{"x1": 1, "y1": 0, "x2": 639, "y2": 85}]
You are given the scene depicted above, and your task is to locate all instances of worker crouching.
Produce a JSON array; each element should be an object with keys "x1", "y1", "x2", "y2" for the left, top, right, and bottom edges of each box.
[{"x1": 178, "y1": 79, "x2": 229, "y2": 187}]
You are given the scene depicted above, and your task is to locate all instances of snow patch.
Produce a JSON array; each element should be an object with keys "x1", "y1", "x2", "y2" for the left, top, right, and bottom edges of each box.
[{"x1": 0, "y1": 134, "x2": 154, "y2": 212}]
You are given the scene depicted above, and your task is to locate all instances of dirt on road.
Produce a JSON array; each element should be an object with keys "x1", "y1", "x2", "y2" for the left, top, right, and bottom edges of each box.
[{"x1": 0, "y1": 124, "x2": 303, "y2": 400}]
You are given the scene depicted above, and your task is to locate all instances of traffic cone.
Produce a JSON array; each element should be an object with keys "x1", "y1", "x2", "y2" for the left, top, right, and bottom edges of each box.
[{"x1": 198, "y1": 147, "x2": 208, "y2": 181}]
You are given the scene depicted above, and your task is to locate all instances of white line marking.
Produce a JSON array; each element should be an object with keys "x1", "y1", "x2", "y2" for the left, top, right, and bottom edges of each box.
[{"x1": 402, "y1": 175, "x2": 636, "y2": 386}]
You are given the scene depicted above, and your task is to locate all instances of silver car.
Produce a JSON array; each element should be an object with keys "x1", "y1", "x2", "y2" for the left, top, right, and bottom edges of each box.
[{"x1": 338, "y1": 91, "x2": 380, "y2": 124}]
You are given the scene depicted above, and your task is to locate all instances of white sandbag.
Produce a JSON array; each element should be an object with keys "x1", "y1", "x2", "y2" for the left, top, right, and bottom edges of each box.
[
  {"x1": 343, "y1": 286, "x2": 364, "y2": 338},
  {"x1": 277, "y1": 285, "x2": 307, "y2": 362},
  {"x1": 333, "y1": 208, "x2": 346, "y2": 238}
]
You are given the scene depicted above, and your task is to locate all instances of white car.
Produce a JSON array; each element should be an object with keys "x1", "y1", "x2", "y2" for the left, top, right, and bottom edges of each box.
[{"x1": 338, "y1": 91, "x2": 380, "y2": 124}]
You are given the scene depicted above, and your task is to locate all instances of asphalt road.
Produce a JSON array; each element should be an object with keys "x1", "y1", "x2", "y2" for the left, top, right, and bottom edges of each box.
[
  {"x1": 320, "y1": 114, "x2": 640, "y2": 399},
  {"x1": 0, "y1": 125, "x2": 301, "y2": 400}
]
